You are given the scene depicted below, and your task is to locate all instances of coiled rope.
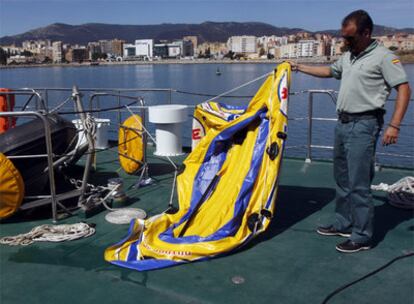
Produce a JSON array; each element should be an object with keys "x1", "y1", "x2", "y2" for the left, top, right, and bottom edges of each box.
[
  {"x1": 371, "y1": 176, "x2": 414, "y2": 209},
  {"x1": 96, "y1": 183, "x2": 147, "y2": 225},
  {"x1": 0, "y1": 223, "x2": 95, "y2": 246}
]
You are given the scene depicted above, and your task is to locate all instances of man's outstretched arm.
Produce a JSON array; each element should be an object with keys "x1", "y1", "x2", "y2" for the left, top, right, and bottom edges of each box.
[{"x1": 287, "y1": 61, "x2": 332, "y2": 78}]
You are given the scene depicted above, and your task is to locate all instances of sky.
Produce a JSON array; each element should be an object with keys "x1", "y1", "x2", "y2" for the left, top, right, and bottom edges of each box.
[{"x1": 0, "y1": 0, "x2": 413, "y2": 37}]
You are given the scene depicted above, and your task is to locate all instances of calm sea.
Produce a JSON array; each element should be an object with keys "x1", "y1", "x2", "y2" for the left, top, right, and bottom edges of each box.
[{"x1": 0, "y1": 63, "x2": 413, "y2": 168}]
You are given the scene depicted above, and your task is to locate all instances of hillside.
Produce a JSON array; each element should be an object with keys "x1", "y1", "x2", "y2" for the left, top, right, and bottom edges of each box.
[{"x1": 1, "y1": 22, "x2": 413, "y2": 46}]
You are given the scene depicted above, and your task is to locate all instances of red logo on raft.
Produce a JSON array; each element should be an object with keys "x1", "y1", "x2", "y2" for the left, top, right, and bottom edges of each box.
[
  {"x1": 192, "y1": 128, "x2": 202, "y2": 140},
  {"x1": 281, "y1": 87, "x2": 288, "y2": 100}
]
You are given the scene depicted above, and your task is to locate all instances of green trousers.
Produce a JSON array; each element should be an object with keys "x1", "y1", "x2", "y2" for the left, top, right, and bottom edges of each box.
[{"x1": 333, "y1": 118, "x2": 381, "y2": 243}]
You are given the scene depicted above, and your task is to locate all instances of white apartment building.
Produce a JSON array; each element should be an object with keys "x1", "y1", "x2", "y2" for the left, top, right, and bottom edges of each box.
[
  {"x1": 52, "y1": 41, "x2": 63, "y2": 63},
  {"x1": 257, "y1": 36, "x2": 287, "y2": 47},
  {"x1": 297, "y1": 40, "x2": 318, "y2": 57},
  {"x1": 22, "y1": 39, "x2": 51, "y2": 53},
  {"x1": 135, "y1": 39, "x2": 153, "y2": 58},
  {"x1": 123, "y1": 39, "x2": 153, "y2": 59},
  {"x1": 280, "y1": 43, "x2": 298, "y2": 58},
  {"x1": 168, "y1": 44, "x2": 181, "y2": 57},
  {"x1": 227, "y1": 36, "x2": 257, "y2": 54}
]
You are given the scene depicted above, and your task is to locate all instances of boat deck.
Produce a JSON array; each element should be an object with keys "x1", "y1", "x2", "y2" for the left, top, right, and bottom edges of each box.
[{"x1": 1, "y1": 147, "x2": 413, "y2": 304}]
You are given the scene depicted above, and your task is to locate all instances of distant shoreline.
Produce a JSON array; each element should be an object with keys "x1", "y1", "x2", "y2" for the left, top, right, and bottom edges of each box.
[
  {"x1": 1, "y1": 57, "x2": 413, "y2": 69},
  {"x1": 0, "y1": 58, "x2": 326, "y2": 69}
]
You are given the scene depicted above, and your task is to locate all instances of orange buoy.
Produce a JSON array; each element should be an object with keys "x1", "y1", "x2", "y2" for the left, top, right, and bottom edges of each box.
[
  {"x1": 0, "y1": 88, "x2": 16, "y2": 134},
  {"x1": 0, "y1": 153, "x2": 25, "y2": 219},
  {"x1": 118, "y1": 115, "x2": 144, "y2": 174}
]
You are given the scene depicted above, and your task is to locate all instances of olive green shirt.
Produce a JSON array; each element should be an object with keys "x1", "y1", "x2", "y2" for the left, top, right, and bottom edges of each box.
[{"x1": 330, "y1": 40, "x2": 408, "y2": 113}]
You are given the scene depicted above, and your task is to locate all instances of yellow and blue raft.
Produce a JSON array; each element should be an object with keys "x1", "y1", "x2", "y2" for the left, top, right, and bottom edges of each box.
[{"x1": 105, "y1": 63, "x2": 291, "y2": 271}]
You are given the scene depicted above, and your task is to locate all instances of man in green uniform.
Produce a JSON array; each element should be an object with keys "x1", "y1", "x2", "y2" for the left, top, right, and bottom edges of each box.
[{"x1": 289, "y1": 10, "x2": 411, "y2": 253}]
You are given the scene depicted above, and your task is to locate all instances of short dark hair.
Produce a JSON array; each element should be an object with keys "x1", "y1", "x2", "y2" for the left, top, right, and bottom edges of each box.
[{"x1": 342, "y1": 10, "x2": 374, "y2": 35}]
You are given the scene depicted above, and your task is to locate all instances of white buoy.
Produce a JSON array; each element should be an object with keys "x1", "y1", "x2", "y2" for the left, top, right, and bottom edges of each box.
[{"x1": 148, "y1": 105, "x2": 188, "y2": 156}]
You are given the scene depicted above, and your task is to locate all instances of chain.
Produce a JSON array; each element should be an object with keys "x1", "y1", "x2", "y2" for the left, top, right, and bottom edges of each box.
[{"x1": 67, "y1": 177, "x2": 107, "y2": 198}]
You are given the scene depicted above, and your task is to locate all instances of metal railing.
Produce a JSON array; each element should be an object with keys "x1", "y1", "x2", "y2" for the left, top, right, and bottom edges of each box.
[
  {"x1": 297, "y1": 89, "x2": 413, "y2": 164},
  {"x1": 7, "y1": 87, "x2": 414, "y2": 160},
  {"x1": 8, "y1": 87, "x2": 414, "y2": 164},
  {"x1": 305, "y1": 89, "x2": 337, "y2": 163}
]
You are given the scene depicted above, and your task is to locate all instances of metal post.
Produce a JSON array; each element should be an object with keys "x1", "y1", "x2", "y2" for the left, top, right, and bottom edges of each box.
[
  {"x1": 97, "y1": 95, "x2": 101, "y2": 119},
  {"x1": 44, "y1": 89, "x2": 49, "y2": 110},
  {"x1": 140, "y1": 97, "x2": 148, "y2": 167},
  {"x1": 6, "y1": 94, "x2": 12, "y2": 130},
  {"x1": 306, "y1": 92, "x2": 313, "y2": 163},
  {"x1": 38, "y1": 113, "x2": 59, "y2": 222},
  {"x1": 72, "y1": 86, "x2": 95, "y2": 206},
  {"x1": 117, "y1": 90, "x2": 121, "y2": 125}
]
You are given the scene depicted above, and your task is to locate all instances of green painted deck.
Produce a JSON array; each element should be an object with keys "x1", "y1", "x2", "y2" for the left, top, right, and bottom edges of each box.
[{"x1": 1, "y1": 149, "x2": 413, "y2": 304}]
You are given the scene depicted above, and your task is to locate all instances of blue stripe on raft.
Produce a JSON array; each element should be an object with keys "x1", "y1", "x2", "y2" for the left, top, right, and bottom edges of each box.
[
  {"x1": 127, "y1": 236, "x2": 139, "y2": 261},
  {"x1": 111, "y1": 251, "x2": 226, "y2": 271},
  {"x1": 217, "y1": 103, "x2": 247, "y2": 111},
  {"x1": 159, "y1": 111, "x2": 269, "y2": 244},
  {"x1": 110, "y1": 258, "x2": 185, "y2": 272},
  {"x1": 161, "y1": 108, "x2": 267, "y2": 237},
  {"x1": 109, "y1": 219, "x2": 141, "y2": 248}
]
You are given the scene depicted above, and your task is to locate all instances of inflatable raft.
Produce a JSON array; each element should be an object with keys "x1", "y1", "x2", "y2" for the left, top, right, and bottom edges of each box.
[{"x1": 105, "y1": 63, "x2": 291, "y2": 271}]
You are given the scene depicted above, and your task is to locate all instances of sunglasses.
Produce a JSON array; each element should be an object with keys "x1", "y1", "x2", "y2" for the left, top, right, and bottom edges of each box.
[{"x1": 342, "y1": 35, "x2": 356, "y2": 42}]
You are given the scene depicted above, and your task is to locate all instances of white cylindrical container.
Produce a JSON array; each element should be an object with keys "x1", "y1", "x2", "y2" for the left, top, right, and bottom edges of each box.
[
  {"x1": 94, "y1": 118, "x2": 110, "y2": 149},
  {"x1": 72, "y1": 118, "x2": 110, "y2": 150},
  {"x1": 148, "y1": 105, "x2": 188, "y2": 156}
]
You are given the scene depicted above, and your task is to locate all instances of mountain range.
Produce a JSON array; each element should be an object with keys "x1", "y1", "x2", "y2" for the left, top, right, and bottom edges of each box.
[{"x1": 1, "y1": 21, "x2": 413, "y2": 46}]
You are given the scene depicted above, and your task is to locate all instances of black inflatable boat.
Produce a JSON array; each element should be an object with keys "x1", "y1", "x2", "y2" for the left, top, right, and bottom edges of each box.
[{"x1": 0, "y1": 114, "x2": 78, "y2": 195}]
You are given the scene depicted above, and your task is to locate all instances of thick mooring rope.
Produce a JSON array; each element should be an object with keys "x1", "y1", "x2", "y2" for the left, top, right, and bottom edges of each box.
[
  {"x1": 0, "y1": 223, "x2": 95, "y2": 246},
  {"x1": 371, "y1": 176, "x2": 414, "y2": 209}
]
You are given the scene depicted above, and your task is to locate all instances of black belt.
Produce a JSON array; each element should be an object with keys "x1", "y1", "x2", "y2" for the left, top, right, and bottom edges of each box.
[{"x1": 337, "y1": 109, "x2": 385, "y2": 124}]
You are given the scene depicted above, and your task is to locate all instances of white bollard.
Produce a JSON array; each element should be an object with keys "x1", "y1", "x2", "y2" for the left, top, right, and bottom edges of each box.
[{"x1": 148, "y1": 105, "x2": 188, "y2": 156}]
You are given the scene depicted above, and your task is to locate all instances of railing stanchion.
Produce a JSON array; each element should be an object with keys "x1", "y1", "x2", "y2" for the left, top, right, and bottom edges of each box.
[
  {"x1": 306, "y1": 92, "x2": 314, "y2": 163},
  {"x1": 118, "y1": 90, "x2": 122, "y2": 125}
]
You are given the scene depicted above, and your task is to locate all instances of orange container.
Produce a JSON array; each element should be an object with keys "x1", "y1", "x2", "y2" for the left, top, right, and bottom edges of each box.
[{"x1": 0, "y1": 88, "x2": 16, "y2": 133}]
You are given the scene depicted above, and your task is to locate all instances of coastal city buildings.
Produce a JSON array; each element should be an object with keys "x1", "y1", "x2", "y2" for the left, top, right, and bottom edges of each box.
[
  {"x1": 376, "y1": 34, "x2": 414, "y2": 51},
  {"x1": 197, "y1": 42, "x2": 227, "y2": 58},
  {"x1": 1, "y1": 33, "x2": 413, "y2": 65}
]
